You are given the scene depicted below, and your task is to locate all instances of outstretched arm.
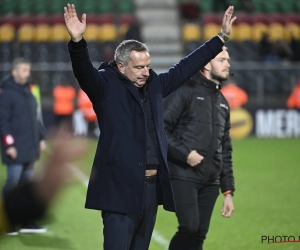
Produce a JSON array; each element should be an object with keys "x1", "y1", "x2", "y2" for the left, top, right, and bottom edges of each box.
[
  {"x1": 64, "y1": 4, "x2": 109, "y2": 102},
  {"x1": 159, "y1": 6, "x2": 236, "y2": 98}
]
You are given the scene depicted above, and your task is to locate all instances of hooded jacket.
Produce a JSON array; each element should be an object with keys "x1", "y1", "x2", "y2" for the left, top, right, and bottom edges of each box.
[
  {"x1": 164, "y1": 72, "x2": 235, "y2": 194},
  {"x1": 0, "y1": 76, "x2": 45, "y2": 164}
]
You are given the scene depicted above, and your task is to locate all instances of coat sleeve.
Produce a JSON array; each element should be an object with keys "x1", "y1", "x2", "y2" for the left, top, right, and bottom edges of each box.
[
  {"x1": 0, "y1": 91, "x2": 15, "y2": 149},
  {"x1": 220, "y1": 108, "x2": 235, "y2": 194},
  {"x1": 164, "y1": 85, "x2": 191, "y2": 163},
  {"x1": 68, "y1": 39, "x2": 109, "y2": 103},
  {"x1": 158, "y1": 36, "x2": 223, "y2": 98}
]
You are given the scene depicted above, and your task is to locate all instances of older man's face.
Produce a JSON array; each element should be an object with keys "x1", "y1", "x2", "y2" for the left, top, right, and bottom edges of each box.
[{"x1": 118, "y1": 51, "x2": 151, "y2": 88}]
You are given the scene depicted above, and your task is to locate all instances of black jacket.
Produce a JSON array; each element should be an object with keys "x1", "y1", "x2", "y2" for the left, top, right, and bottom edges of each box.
[
  {"x1": 164, "y1": 72, "x2": 235, "y2": 194},
  {"x1": 0, "y1": 76, "x2": 45, "y2": 164},
  {"x1": 68, "y1": 36, "x2": 224, "y2": 214}
]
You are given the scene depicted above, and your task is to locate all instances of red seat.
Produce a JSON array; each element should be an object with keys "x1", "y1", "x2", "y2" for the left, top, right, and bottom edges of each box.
[
  {"x1": 18, "y1": 14, "x2": 34, "y2": 27},
  {"x1": 120, "y1": 14, "x2": 135, "y2": 25},
  {"x1": 98, "y1": 14, "x2": 114, "y2": 25},
  {"x1": 202, "y1": 13, "x2": 218, "y2": 25},
  {"x1": 251, "y1": 13, "x2": 267, "y2": 24},
  {"x1": 266, "y1": 13, "x2": 283, "y2": 24},
  {"x1": 35, "y1": 14, "x2": 50, "y2": 25},
  {"x1": 283, "y1": 13, "x2": 300, "y2": 25},
  {"x1": 234, "y1": 13, "x2": 251, "y2": 25},
  {"x1": 1, "y1": 14, "x2": 17, "y2": 27},
  {"x1": 51, "y1": 14, "x2": 65, "y2": 25}
]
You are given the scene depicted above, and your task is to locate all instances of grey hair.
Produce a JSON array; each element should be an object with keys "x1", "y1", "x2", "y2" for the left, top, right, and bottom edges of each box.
[
  {"x1": 11, "y1": 57, "x2": 31, "y2": 70},
  {"x1": 114, "y1": 40, "x2": 149, "y2": 65}
]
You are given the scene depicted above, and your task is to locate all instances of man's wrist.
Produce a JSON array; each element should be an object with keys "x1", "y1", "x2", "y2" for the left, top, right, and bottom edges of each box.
[
  {"x1": 223, "y1": 190, "x2": 233, "y2": 197},
  {"x1": 71, "y1": 36, "x2": 83, "y2": 43},
  {"x1": 217, "y1": 31, "x2": 230, "y2": 43}
]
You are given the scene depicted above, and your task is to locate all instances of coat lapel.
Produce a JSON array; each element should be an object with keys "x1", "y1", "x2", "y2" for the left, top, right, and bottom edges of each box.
[{"x1": 122, "y1": 80, "x2": 143, "y2": 109}]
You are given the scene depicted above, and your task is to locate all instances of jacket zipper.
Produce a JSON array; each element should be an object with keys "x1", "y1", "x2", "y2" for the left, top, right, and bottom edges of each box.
[{"x1": 204, "y1": 87, "x2": 217, "y2": 182}]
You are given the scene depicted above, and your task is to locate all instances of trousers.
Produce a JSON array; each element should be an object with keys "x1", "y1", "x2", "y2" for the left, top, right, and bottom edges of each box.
[
  {"x1": 169, "y1": 179, "x2": 219, "y2": 250},
  {"x1": 102, "y1": 178, "x2": 158, "y2": 250}
]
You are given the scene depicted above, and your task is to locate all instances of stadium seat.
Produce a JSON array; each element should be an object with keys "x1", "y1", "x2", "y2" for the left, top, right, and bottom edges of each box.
[
  {"x1": 52, "y1": 42, "x2": 69, "y2": 62},
  {"x1": 19, "y1": 42, "x2": 34, "y2": 60},
  {"x1": 118, "y1": 0, "x2": 133, "y2": 13},
  {"x1": 251, "y1": 13, "x2": 267, "y2": 24},
  {"x1": 283, "y1": 13, "x2": 300, "y2": 25},
  {"x1": 34, "y1": 0, "x2": 49, "y2": 14},
  {"x1": 0, "y1": 24, "x2": 15, "y2": 42},
  {"x1": 18, "y1": 24, "x2": 35, "y2": 42},
  {"x1": 182, "y1": 23, "x2": 201, "y2": 42},
  {"x1": 268, "y1": 23, "x2": 285, "y2": 42},
  {"x1": 262, "y1": 1, "x2": 279, "y2": 13},
  {"x1": 18, "y1": 0, "x2": 32, "y2": 14},
  {"x1": 203, "y1": 23, "x2": 220, "y2": 41},
  {"x1": 51, "y1": 24, "x2": 70, "y2": 42},
  {"x1": 296, "y1": 1, "x2": 300, "y2": 12},
  {"x1": 233, "y1": 23, "x2": 252, "y2": 41},
  {"x1": 202, "y1": 13, "x2": 218, "y2": 25},
  {"x1": 98, "y1": 14, "x2": 114, "y2": 24},
  {"x1": 184, "y1": 41, "x2": 201, "y2": 54},
  {"x1": 284, "y1": 23, "x2": 300, "y2": 41},
  {"x1": 1, "y1": 15, "x2": 17, "y2": 27},
  {"x1": 120, "y1": 14, "x2": 135, "y2": 25},
  {"x1": 266, "y1": 13, "x2": 283, "y2": 25},
  {"x1": 98, "y1": 24, "x2": 117, "y2": 42},
  {"x1": 251, "y1": 23, "x2": 268, "y2": 42},
  {"x1": 96, "y1": 0, "x2": 114, "y2": 13},
  {"x1": 34, "y1": 24, "x2": 51, "y2": 42},
  {"x1": 85, "y1": 24, "x2": 100, "y2": 41},
  {"x1": 87, "y1": 42, "x2": 102, "y2": 62},
  {"x1": 50, "y1": 0, "x2": 64, "y2": 14},
  {"x1": 34, "y1": 42, "x2": 51, "y2": 62},
  {"x1": 1, "y1": 0, "x2": 16, "y2": 14},
  {"x1": 0, "y1": 42, "x2": 14, "y2": 63},
  {"x1": 199, "y1": 0, "x2": 213, "y2": 12},
  {"x1": 51, "y1": 14, "x2": 65, "y2": 25},
  {"x1": 251, "y1": 0, "x2": 264, "y2": 12},
  {"x1": 81, "y1": 0, "x2": 96, "y2": 13},
  {"x1": 18, "y1": 15, "x2": 34, "y2": 26},
  {"x1": 35, "y1": 14, "x2": 50, "y2": 25},
  {"x1": 278, "y1": 0, "x2": 294, "y2": 12},
  {"x1": 119, "y1": 24, "x2": 129, "y2": 40}
]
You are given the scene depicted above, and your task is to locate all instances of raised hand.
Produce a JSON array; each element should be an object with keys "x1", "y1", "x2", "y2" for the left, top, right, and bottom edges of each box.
[
  {"x1": 64, "y1": 3, "x2": 86, "y2": 42},
  {"x1": 221, "y1": 6, "x2": 236, "y2": 37}
]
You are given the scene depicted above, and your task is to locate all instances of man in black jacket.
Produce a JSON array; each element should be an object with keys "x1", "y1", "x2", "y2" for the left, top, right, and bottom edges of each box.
[
  {"x1": 164, "y1": 47, "x2": 235, "y2": 250},
  {"x1": 64, "y1": 3, "x2": 235, "y2": 249},
  {"x1": 0, "y1": 58, "x2": 46, "y2": 234}
]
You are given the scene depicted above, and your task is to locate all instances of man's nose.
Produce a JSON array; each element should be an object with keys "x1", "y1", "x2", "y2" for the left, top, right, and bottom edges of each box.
[{"x1": 142, "y1": 68, "x2": 149, "y2": 77}]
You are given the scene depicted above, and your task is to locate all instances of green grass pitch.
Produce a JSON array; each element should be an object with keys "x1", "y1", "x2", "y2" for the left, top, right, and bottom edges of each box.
[{"x1": 0, "y1": 138, "x2": 299, "y2": 250}]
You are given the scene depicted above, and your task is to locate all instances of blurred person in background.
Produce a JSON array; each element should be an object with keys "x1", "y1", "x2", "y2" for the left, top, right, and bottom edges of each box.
[
  {"x1": 164, "y1": 47, "x2": 235, "y2": 250},
  {"x1": 77, "y1": 88, "x2": 99, "y2": 138},
  {"x1": 0, "y1": 127, "x2": 88, "y2": 236},
  {"x1": 64, "y1": 3, "x2": 235, "y2": 249},
  {"x1": 53, "y1": 81, "x2": 76, "y2": 129},
  {"x1": 291, "y1": 36, "x2": 300, "y2": 61},
  {"x1": 0, "y1": 58, "x2": 47, "y2": 235},
  {"x1": 125, "y1": 17, "x2": 143, "y2": 42},
  {"x1": 221, "y1": 80, "x2": 248, "y2": 109},
  {"x1": 286, "y1": 77, "x2": 300, "y2": 109}
]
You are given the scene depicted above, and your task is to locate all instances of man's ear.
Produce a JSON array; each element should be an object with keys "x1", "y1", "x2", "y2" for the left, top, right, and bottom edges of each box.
[
  {"x1": 203, "y1": 62, "x2": 211, "y2": 72},
  {"x1": 117, "y1": 62, "x2": 125, "y2": 74}
]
